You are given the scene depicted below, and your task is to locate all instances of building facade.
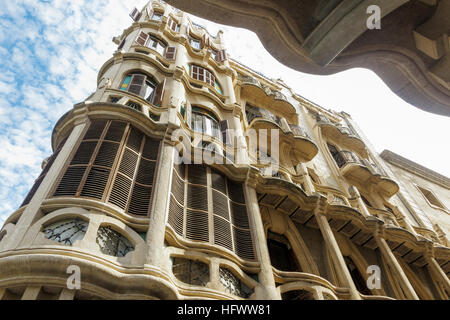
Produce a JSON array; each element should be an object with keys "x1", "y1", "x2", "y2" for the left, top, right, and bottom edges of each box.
[{"x1": 0, "y1": 1, "x2": 449, "y2": 300}]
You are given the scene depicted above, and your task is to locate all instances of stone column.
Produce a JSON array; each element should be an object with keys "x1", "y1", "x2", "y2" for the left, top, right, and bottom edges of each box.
[
  {"x1": 425, "y1": 245, "x2": 450, "y2": 297},
  {"x1": 244, "y1": 180, "x2": 280, "y2": 300},
  {"x1": 374, "y1": 227, "x2": 419, "y2": 300},
  {"x1": 4, "y1": 110, "x2": 89, "y2": 250},
  {"x1": 348, "y1": 186, "x2": 370, "y2": 217},
  {"x1": 21, "y1": 286, "x2": 41, "y2": 300},
  {"x1": 313, "y1": 197, "x2": 361, "y2": 300},
  {"x1": 145, "y1": 136, "x2": 175, "y2": 267}
]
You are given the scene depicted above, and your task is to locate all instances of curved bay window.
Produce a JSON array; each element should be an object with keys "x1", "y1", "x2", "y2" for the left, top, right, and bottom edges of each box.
[
  {"x1": 168, "y1": 164, "x2": 255, "y2": 261},
  {"x1": 53, "y1": 119, "x2": 160, "y2": 216},
  {"x1": 189, "y1": 64, "x2": 223, "y2": 94},
  {"x1": 120, "y1": 72, "x2": 166, "y2": 107}
]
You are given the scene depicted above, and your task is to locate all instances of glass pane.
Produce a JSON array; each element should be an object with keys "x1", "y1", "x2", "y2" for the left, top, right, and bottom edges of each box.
[{"x1": 43, "y1": 218, "x2": 88, "y2": 246}]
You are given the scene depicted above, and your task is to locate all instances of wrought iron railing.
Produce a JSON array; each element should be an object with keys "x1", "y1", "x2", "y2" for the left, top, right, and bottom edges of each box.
[
  {"x1": 334, "y1": 150, "x2": 387, "y2": 177},
  {"x1": 289, "y1": 124, "x2": 311, "y2": 139},
  {"x1": 245, "y1": 105, "x2": 281, "y2": 126}
]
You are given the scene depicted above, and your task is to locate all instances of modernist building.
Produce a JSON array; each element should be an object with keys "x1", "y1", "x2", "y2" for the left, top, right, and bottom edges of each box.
[
  {"x1": 0, "y1": 1, "x2": 449, "y2": 300},
  {"x1": 166, "y1": 0, "x2": 450, "y2": 116}
]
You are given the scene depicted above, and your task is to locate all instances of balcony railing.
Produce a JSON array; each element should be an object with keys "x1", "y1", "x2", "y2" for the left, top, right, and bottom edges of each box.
[
  {"x1": 334, "y1": 150, "x2": 387, "y2": 176},
  {"x1": 246, "y1": 105, "x2": 281, "y2": 126},
  {"x1": 289, "y1": 124, "x2": 311, "y2": 139}
]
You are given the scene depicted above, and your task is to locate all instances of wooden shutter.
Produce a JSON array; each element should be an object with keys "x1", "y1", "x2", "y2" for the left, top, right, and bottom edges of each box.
[
  {"x1": 129, "y1": 7, "x2": 141, "y2": 21},
  {"x1": 135, "y1": 31, "x2": 149, "y2": 46},
  {"x1": 218, "y1": 49, "x2": 227, "y2": 62},
  {"x1": 146, "y1": 7, "x2": 153, "y2": 20},
  {"x1": 117, "y1": 38, "x2": 126, "y2": 51},
  {"x1": 152, "y1": 78, "x2": 166, "y2": 106},
  {"x1": 164, "y1": 46, "x2": 177, "y2": 60},
  {"x1": 128, "y1": 74, "x2": 146, "y2": 96},
  {"x1": 219, "y1": 120, "x2": 230, "y2": 145}
]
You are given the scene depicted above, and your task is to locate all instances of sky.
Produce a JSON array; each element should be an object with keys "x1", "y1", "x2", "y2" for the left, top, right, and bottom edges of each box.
[{"x1": 0, "y1": 0, "x2": 448, "y2": 225}]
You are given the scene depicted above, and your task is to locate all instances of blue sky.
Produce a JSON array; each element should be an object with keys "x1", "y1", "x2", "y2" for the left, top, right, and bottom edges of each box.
[{"x1": 0, "y1": 0, "x2": 449, "y2": 225}]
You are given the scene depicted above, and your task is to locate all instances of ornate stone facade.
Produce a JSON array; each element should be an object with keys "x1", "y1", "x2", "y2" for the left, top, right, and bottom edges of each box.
[{"x1": 0, "y1": 1, "x2": 448, "y2": 300}]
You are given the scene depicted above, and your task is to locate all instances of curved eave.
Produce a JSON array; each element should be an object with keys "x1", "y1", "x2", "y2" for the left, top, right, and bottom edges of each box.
[{"x1": 240, "y1": 82, "x2": 296, "y2": 115}]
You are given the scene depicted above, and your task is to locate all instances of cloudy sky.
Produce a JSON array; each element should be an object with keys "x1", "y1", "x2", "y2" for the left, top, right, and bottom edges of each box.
[{"x1": 0, "y1": 0, "x2": 448, "y2": 225}]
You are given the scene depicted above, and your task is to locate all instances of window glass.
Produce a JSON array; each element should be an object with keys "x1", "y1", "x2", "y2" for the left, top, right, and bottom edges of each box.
[
  {"x1": 190, "y1": 38, "x2": 201, "y2": 50},
  {"x1": 152, "y1": 12, "x2": 163, "y2": 21}
]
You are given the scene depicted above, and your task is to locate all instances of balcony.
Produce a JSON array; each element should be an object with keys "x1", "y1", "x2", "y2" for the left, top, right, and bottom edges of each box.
[
  {"x1": 335, "y1": 150, "x2": 399, "y2": 197},
  {"x1": 316, "y1": 114, "x2": 366, "y2": 157},
  {"x1": 246, "y1": 106, "x2": 318, "y2": 163},
  {"x1": 239, "y1": 75, "x2": 296, "y2": 115}
]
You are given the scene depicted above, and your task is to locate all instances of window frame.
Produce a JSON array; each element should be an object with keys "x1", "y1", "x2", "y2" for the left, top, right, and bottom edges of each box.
[{"x1": 415, "y1": 184, "x2": 448, "y2": 212}]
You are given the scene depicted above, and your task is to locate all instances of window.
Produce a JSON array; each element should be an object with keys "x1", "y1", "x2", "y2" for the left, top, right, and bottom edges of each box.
[
  {"x1": 267, "y1": 231, "x2": 301, "y2": 272},
  {"x1": 167, "y1": 17, "x2": 180, "y2": 32},
  {"x1": 172, "y1": 257, "x2": 209, "y2": 286},
  {"x1": 344, "y1": 256, "x2": 371, "y2": 295},
  {"x1": 219, "y1": 267, "x2": 253, "y2": 298},
  {"x1": 189, "y1": 65, "x2": 221, "y2": 92},
  {"x1": 120, "y1": 73, "x2": 165, "y2": 106},
  {"x1": 129, "y1": 7, "x2": 141, "y2": 21},
  {"x1": 168, "y1": 164, "x2": 255, "y2": 261},
  {"x1": 191, "y1": 107, "x2": 221, "y2": 140},
  {"x1": 96, "y1": 226, "x2": 134, "y2": 257},
  {"x1": 134, "y1": 32, "x2": 176, "y2": 60},
  {"x1": 210, "y1": 48, "x2": 227, "y2": 63},
  {"x1": 190, "y1": 38, "x2": 201, "y2": 50},
  {"x1": 53, "y1": 120, "x2": 161, "y2": 216},
  {"x1": 416, "y1": 185, "x2": 447, "y2": 211},
  {"x1": 282, "y1": 290, "x2": 314, "y2": 300},
  {"x1": 43, "y1": 218, "x2": 88, "y2": 246},
  {"x1": 151, "y1": 12, "x2": 163, "y2": 21}
]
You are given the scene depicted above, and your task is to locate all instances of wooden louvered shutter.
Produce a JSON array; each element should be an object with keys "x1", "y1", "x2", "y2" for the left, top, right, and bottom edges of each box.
[
  {"x1": 228, "y1": 180, "x2": 255, "y2": 260},
  {"x1": 54, "y1": 120, "x2": 107, "y2": 197},
  {"x1": 218, "y1": 49, "x2": 227, "y2": 62},
  {"x1": 128, "y1": 74, "x2": 146, "y2": 96},
  {"x1": 152, "y1": 78, "x2": 166, "y2": 107},
  {"x1": 219, "y1": 120, "x2": 230, "y2": 145},
  {"x1": 136, "y1": 31, "x2": 149, "y2": 46},
  {"x1": 80, "y1": 121, "x2": 126, "y2": 200},
  {"x1": 169, "y1": 163, "x2": 185, "y2": 236},
  {"x1": 130, "y1": 7, "x2": 141, "y2": 21},
  {"x1": 108, "y1": 127, "x2": 143, "y2": 211},
  {"x1": 117, "y1": 38, "x2": 126, "y2": 51},
  {"x1": 128, "y1": 137, "x2": 159, "y2": 215},
  {"x1": 164, "y1": 46, "x2": 177, "y2": 60}
]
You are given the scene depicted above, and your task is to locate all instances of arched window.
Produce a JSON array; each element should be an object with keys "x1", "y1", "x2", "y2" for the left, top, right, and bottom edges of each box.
[
  {"x1": 267, "y1": 231, "x2": 302, "y2": 272},
  {"x1": 189, "y1": 64, "x2": 223, "y2": 94},
  {"x1": 96, "y1": 226, "x2": 134, "y2": 257},
  {"x1": 191, "y1": 106, "x2": 221, "y2": 140},
  {"x1": 43, "y1": 218, "x2": 89, "y2": 246},
  {"x1": 135, "y1": 31, "x2": 177, "y2": 60},
  {"x1": 344, "y1": 256, "x2": 371, "y2": 295},
  {"x1": 120, "y1": 72, "x2": 166, "y2": 106}
]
